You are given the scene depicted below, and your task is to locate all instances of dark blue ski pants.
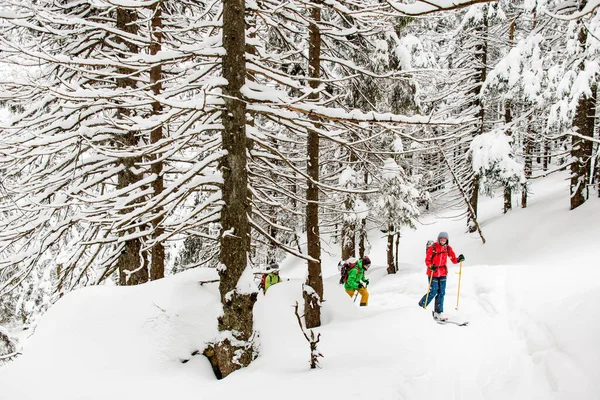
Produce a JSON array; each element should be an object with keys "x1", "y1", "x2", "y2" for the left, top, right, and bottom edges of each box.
[{"x1": 418, "y1": 276, "x2": 446, "y2": 313}]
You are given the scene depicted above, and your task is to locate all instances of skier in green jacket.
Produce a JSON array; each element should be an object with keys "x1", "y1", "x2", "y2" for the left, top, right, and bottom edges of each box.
[
  {"x1": 264, "y1": 263, "x2": 282, "y2": 293},
  {"x1": 343, "y1": 256, "x2": 371, "y2": 306}
]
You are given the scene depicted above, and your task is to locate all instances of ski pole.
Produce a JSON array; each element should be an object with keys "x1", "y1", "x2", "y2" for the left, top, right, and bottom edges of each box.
[
  {"x1": 353, "y1": 291, "x2": 359, "y2": 302},
  {"x1": 455, "y1": 261, "x2": 463, "y2": 310},
  {"x1": 423, "y1": 271, "x2": 434, "y2": 309}
]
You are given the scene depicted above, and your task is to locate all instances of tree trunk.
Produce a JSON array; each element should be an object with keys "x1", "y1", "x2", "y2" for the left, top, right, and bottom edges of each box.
[
  {"x1": 592, "y1": 83, "x2": 600, "y2": 197},
  {"x1": 522, "y1": 114, "x2": 534, "y2": 208},
  {"x1": 503, "y1": 18, "x2": 515, "y2": 214},
  {"x1": 341, "y1": 147, "x2": 358, "y2": 260},
  {"x1": 341, "y1": 197, "x2": 356, "y2": 261},
  {"x1": 149, "y1": 2, "x2": 165, "y2": 281},
  {"x1": 570, "y1": 2, "x2": 594, "y2": 210},
  {"x1": 467, "y1": 5, "x2": 488, "y2": 232},
  {"x1": 439, "y1": 144, "x2": 486, "y2": 244},
  {"x1": 386, "y1": 224, "x2": 395, "y2": 274},
  {"x1": 207, "y1": 0, "x2": 257, "y2": 379},
  {"x1": 570, "y1": 81, "x2": 596, "y2": 209},
  {"x1": 115, "y1": 7, "x2": 147, "y2": 286},
  {"x1": 358, "y1": 218, "x2": 366, "y2": 259},
  {"x1": 395, "y1": 232, "x2": 400, "y2": 273},
  {"x1": 304, "y1": 2, "x2": 323, "y2": 330},
  {"x1": 503, "y1": 101, "x2": 512, "y2": 213},
  {"x1": 267, "y1": 204, "x2": 277, "y2": 264},
  {"x1": 468, "y1": 173, "x2": 480, "y2": 232},
  {"x1": 543, "y1": 139, "x2": 551, "y2": 171}
]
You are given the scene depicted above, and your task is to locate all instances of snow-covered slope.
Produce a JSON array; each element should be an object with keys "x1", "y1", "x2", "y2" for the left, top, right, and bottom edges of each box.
[{"x1": 1, "y1": 172, "x2": 598, "y2": 400}]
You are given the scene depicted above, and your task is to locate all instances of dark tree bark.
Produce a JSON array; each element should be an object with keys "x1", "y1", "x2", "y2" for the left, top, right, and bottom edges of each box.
[
  {"x1": 115, "y1": 7, "x2": 148, "y2": 286},
  {"x1": 267, "y1": 204, "x2": 278, "y2": 264},
  {"x1": 503, "y1": 99, "x2": 513, "y2": 214},
  {"x1": 149, "y1": 2, "x2": 165, "y2": 281},
  {"x1": 570, "y1": 3, "x2": 595, "y2": 210},
  {"x1": 596, "y1": 86, "x2": 600, "y2": 197},
  {"x1": 386, "y1": 224, "x2": 395, "y2": 274},
  {"x1": 395, "y1": 232, "x2": 400, "y2": 272},
  {"x1": 358, "y1": 217, "x2": 366, "y2": 259},
  {"x1": 521, "y1": 115, "x2": 534, "y2": 208},
  {"x1": 206, "y1": 0, "x2": 258, "y2": 379},
  {"x1": 503, "y1": 18, "x2": 515, "y2": 214},
  {"x1": 571, "y1": 81, "x2": 596, "y2": 209},
  {"x1": 341, "y1": 196, "x2": 356, "y2": 261},
  {"x1": 304, "y1": 2, "x2": 323, "y2": 330},
  {"x1": 543, "y1": 139, "x2": 551, "y2": 171}
]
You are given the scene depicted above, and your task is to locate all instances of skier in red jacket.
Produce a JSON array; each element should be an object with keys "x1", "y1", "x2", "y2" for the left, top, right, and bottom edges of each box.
[{"x1": 418, "y1": 231, "x2": 465, "y2": 321}]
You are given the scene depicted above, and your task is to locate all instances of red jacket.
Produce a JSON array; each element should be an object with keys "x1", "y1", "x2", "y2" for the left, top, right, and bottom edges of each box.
[{"x1": 425, "y1": 242, "x2": 458, "y2": 278}]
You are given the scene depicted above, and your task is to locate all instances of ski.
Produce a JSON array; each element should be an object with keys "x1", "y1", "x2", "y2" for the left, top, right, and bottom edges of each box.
[{"x1": 436, "y1": 319, "x2": 469, "y2": 326}]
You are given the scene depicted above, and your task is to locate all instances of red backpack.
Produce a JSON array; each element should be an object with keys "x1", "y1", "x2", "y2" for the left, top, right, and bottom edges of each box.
[
  {"x1": 339, "y1": 261, "x2": 357, "y2": 284},
  {"x1": 259, "y1": 273, "x2": 268, "y2": 292}
]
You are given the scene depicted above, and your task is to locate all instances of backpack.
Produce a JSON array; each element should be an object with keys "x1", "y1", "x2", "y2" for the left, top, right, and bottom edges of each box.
[
  {"x1": 259, "y1": 273, "x2": 282, "y2": 292},
  {"x1": 259, "y1": 274, "x2": 268, "y2": 291},
  {"x1": 339, "y1": 261, "x2": 356, "y2": 284}
]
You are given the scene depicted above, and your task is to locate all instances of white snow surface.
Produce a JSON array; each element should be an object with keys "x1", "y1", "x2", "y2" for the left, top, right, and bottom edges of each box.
[{"x1": 1, "y1": 171, "x2": 599, "y2": 400}]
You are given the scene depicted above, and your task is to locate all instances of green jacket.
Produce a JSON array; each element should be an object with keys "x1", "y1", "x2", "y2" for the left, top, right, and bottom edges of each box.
[
  {"x1": 264, "y1": 273, "x2": 282, "y2": 292},
  {"x1": 344, "y1": 264, "x2": 367, "y2": 291}
]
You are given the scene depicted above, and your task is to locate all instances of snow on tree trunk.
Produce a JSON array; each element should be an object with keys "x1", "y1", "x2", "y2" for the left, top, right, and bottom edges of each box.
[
  {"x1": 358, "y1": 218, "x2": 366, "y2": 259},
  {"x1": 521, "y1": 114, "x2": 534, "y2": 208},
  {"x1": 341, "y1": 195, "x2": 356, "y2": 261},
  {"x1": 208, "y1": 0, "x2": 258, "y2": 379},
  {"x1": 115, "y1": 7, "x2": 148, "y2": 286},
  {"x1": 503, "y1": 18, "x2": 515, "y2": 215},
  {"x1": 386, "y1": 224, "x2": 395, "y2": 274},
  {"x1": 149, "y1": 2, "x2": 165, "y2": 281},
  {"x1": 570, "y1": 8, "x2": 596, "y2": 210},
  {"x1": 304, "y1": 1, "x2": 323, "y2": 330},
  {"x1": 570, "y1": 83, "x2": 596, "y2": 210},
  {"x1": 467, "y1": 5, "x2": 488, "y2": 233}
]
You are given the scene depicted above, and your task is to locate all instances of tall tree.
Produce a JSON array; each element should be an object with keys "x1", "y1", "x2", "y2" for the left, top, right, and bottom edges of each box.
[
  {"x1": 148, "y1": 1, "x2": 166, "y2": 281},
  {"x1": 0, "y1": 0, "x2": 224, "y2": 296},
  {"x1": 304, "y1": 0, "x2": 324, "y2": 330},
  {"x1": 569, "y1": 0, "x2": 596, "y2": 210},
  {"x1": 208, "y1": 0, "x2": 258, "y2": 379},
  {"x1": 114, "y1": 6, "x2": 148, "y2": 286}
]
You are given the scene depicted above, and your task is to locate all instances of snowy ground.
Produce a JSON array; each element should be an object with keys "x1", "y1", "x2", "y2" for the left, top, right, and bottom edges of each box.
[{"x1": 1, "y1": 171, "x2": 599, "y2": 400}]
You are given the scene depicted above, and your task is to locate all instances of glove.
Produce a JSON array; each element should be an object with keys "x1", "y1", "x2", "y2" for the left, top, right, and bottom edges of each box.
[
  {"x1": 363, "y1": 279, "x2": 370, "y2": 286},
  {"x1": 429, "y1": 265, "x2": 437, "y2": 271},
  {"x1": 358, "y1": 283, "x2": 364, "y2": 289},
  {"x1": 457, "y1": 254, "x2": 465, "y2": 262}
]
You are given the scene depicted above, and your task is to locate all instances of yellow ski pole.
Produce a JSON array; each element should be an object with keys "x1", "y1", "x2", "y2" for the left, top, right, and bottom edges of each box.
[
  {"x1": 423, "y1": 270, "x2": 434, "y2": 309},
  {"x1": 455, "y1": 261, "x2": 463, "y2": 310}
]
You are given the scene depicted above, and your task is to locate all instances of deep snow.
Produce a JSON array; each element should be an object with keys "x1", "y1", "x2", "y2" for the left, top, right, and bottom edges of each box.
[{"x1": 1, "y1": 171, "x2": 599, "y2": 400}]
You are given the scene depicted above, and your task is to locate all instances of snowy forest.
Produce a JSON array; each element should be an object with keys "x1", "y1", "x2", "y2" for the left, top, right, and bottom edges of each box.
[{"x1": 0, "y1": 0, "x2": 599, "y2": 387}]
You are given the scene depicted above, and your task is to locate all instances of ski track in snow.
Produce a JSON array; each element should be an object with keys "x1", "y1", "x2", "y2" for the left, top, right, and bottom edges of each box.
[{"x1": 359, "y1": 257, "x2": 592, "y2": 400}]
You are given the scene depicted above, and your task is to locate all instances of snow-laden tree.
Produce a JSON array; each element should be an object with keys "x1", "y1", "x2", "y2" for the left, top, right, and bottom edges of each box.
[
  {"x1": 373, "y1": 158, "x2": 420, "y2": 274},
  {"x1": 469, "y1": 130, "x2": 524, "y2": 197},
  {"x1": 484, "y1": 0, "x2": 599, "y2": 210},
  {"x1": 0, "y1": 0, "x2": 507, "y2": 377},
  {"x1": 0, "y1": 0, "x2": 224, "y2": 295}
]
